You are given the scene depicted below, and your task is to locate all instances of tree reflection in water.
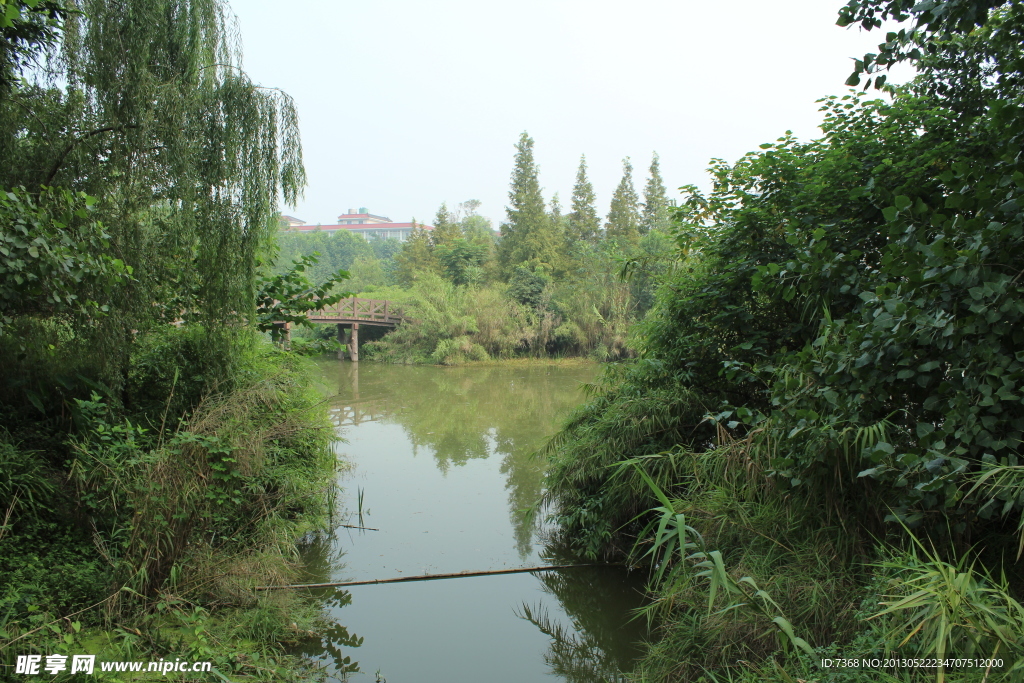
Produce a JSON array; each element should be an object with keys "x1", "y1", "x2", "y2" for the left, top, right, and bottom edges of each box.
[
  {"x1": 329, "y1": 362, "x2": 599, "y2": 560},
  {"x1": 290, "y1": 589, "x2": 364, "y2": 678},
  {"x1": 516, "y1": 545, "x2": 650, "y2": 683},
  {"x1": 516, "y1": 603, "x2": 631, "y2": 683},
  {"x1": 293, "y1": 535, "x2": 364, "y2": 676}
]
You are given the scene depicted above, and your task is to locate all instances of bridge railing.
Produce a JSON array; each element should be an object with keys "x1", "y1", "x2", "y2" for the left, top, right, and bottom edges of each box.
[{"x1": 307, "y1": 297, "x2": 405, "y2": 325}]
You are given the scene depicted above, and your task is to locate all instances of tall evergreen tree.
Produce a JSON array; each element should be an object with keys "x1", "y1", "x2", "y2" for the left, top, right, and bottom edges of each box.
[
  {"x1": 568, "y1": 155, "x2": 599, "y2": 242},
  {"x1": 499, "y1": 131, "x2": 558, "y2": 274},
  {"x1": 605, "y1": 157, "x2": 640, "y2": 241},
  {"x1": 549, "y1": 192, "x2": 565, "y2": 237},
  {"x1": 431, "y1": 202, "x2": 462, "y2": 247},
  {"x1": 394, "y1": 219, "x2": 438, "y2": 286},
  {"x1": 641, "y1": 152, "x2": 671, "y2": 234}
]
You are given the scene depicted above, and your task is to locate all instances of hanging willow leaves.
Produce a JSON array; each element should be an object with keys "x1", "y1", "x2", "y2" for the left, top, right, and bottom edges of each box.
[{"x1": 0, "y1": 0, "x2": 305, "y2": 388}]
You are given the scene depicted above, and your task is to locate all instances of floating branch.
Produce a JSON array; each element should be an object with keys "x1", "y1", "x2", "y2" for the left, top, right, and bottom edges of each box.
[
  {"x1": 339, "y1": 524, "x2": 379, "y2": 531},
  {"x1": 255, "y1": 564, "x2": 606, "y2": 590}
]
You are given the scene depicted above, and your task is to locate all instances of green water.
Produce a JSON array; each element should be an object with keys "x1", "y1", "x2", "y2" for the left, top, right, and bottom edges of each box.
[{"x1": 296, "y1": 361, "x2": 649, "y2": 682}]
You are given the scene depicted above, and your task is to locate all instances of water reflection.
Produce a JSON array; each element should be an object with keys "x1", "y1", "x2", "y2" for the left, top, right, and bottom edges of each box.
[
  {"x1": 516, "y1": 604, "x2": 630, "y2": 683},
  {"x1": 294, "y1": 534, "x2": 364, "y2": 675},
  {"x1": 516, "y1": 538, "x2": 649, "y2": 683},
  {"x1": 298, "y1": 360, "x2": 648, "y2": 682},
  {"x1": 326, "y1": 362, "x2": 597, "y2": 558},
  {"x1": 290, "y1": 596, "x2": 363, "y2": 678}
]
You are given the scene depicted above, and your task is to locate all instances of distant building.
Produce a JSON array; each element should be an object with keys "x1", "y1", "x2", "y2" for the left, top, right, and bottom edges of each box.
[
  {"x1": 279, "y1": 214, "x2": 306, "y2": 228},
  {"x1": 280, "y1": 207, "x2": 432, "y2": 242},
  {"x1": 337, "y1": 207, "x2": 391, "y2": 225}
]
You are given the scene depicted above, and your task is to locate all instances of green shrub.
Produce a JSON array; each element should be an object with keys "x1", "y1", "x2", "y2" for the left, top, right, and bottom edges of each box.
[{"x1": 0, "y1": 441, "x2": 55, "y2": 519}]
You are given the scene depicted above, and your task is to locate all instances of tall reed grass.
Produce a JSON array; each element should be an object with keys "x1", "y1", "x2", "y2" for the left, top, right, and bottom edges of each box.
[{"x1": 1, "y1": 328, "x2": 341, "y2": 681}]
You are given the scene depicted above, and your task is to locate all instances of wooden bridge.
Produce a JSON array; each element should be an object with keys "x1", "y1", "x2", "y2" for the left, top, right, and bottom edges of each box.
[
  {"x1": 307, "y1": 298, "x2": 405, "y2": 327},
  {"x1": 330, "y1": 399, "x2": 390, "y2": 427},
  {"x1": 277, "y1": 297, "x2": 404, "y2": 361}
]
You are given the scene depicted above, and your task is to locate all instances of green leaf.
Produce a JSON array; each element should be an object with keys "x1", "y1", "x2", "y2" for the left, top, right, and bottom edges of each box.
[{"x1": 772, "y1": 617, "x2": 815, "y2": 657}]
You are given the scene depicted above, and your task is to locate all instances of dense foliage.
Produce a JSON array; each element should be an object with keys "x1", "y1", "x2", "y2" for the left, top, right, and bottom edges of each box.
[
  {"x1": 546, "y1": 1, "x2": 1024, "y2": 680},
  {"x1": 0, "y1": 0, "x2": 304, "y2": 392},
  {"x1": 0, "y1": 1, "x2": 342, "y2": 679}
]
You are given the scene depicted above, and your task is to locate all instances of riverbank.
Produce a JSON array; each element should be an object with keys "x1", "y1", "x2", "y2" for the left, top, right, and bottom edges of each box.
[
  {"x1": 428, "y1": 356, "x2": 599, "y2": 368},
  {"x1": 337, "y1": 273, "x2": 640, "y2": 364},
  {"x1": 0, "y1": 328, "x2": 340, "y2": 682},
  {"x1": 545, "y1": 357, "x2": 1024, "y2": 683}
]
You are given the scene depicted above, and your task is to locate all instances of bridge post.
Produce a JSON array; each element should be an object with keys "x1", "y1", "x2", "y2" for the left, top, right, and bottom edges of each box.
[
  {"x1": 284, "y1": 321, "x2": 291, "y2": 351},
  {"x1": 336, "y1": 323, "x2": 345, "y2": 360},
  {"x1": 349, "y1": 323, "x2": 359, "y2": 362}
]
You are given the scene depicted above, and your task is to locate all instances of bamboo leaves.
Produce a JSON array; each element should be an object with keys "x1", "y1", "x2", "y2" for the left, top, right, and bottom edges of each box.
[
  {"x1": 965, "y1": 463, "x2": 1024, "y2": 560},
  {"x1": 869, "y1": 533, "x2": 1024, "y2": 682},
  {"x1": 617, "y1": 459, "x2": 702, "y2": 587},
  {"x1": 688, "y1": 549, "x2": 816, "y2": 659},
  {"x1": 620, "y1": 459, "x2": 816, "y2": 659}
]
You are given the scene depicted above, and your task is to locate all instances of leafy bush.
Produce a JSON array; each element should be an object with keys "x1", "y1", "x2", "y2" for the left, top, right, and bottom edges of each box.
[
  {"x1": 0, "y1": 440, "x2": 54, "y2": 519},
  {"x1": 0, "y1": 186, "x2": 132, "y2": 335},
  {"x1": 547, "y1": 5, "x2": 1024, "y2": 680}
]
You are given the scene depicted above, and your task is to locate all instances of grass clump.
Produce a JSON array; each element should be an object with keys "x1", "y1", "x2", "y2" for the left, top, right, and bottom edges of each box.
[
  {"x1": 574, "y1": 436, "x2": 1024, "y2": 683},
  {"x1": 0, "y1": 328, "x2": 342, "y2": 681}
]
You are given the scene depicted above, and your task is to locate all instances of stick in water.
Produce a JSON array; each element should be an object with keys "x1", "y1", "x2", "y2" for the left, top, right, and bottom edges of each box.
[{"x1": 255, "y1": 564, "x2": 605, "y2": 590}]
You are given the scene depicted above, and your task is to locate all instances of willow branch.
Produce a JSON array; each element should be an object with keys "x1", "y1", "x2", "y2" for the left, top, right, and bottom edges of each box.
[{"x1": 44, "y1": 124, "x2": 139, "y2": 187}]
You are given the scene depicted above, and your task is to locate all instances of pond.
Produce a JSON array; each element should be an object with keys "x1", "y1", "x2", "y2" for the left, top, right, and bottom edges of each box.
[{"x1": 294, "y1": 361, "x2": 650, "y2": 683}]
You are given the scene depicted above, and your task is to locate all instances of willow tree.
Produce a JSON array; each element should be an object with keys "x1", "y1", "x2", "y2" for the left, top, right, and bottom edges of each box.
[{"x1": 0, "y1": 0, "x2": 304, "y2": 389}]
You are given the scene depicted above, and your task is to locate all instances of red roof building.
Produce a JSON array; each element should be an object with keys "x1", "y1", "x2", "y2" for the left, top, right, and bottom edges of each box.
[{"x1": 280, "y1": 207, "x2": 432, "y2": 242}]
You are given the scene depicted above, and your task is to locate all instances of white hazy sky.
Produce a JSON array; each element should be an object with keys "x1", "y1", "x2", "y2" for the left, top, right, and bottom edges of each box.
[{"x1": 228, "y1": 0, "x2": 910, "y2": 228}]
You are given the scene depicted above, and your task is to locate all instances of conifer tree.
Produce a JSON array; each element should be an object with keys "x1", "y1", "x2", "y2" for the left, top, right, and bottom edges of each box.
[
  {"x1": 431, "y1": 202, "x2": 462, "y2": 247},
  {"x1": 568, "y1": 155, "x2": 600, "y2": 243},
  {"x1": 394, "y1": 220, "x2": 439, "y2": 286},
  {"x1": 641, "y1": 152, "x2": 671, "y2": 234},
  {"x1": 605, "y1": 157, "x2": 640, "y2": 241},
  {"x1": 549, "y1": 192, "x2": 565, "y2": 237},
  {"x1": 499, "y1": 131, "x2": 558, "y2": 274}
]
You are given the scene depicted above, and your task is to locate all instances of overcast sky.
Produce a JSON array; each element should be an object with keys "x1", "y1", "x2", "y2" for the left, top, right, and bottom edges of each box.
[{"x1": 228, "y1": 0, "x2": 911, "y2": 228}]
